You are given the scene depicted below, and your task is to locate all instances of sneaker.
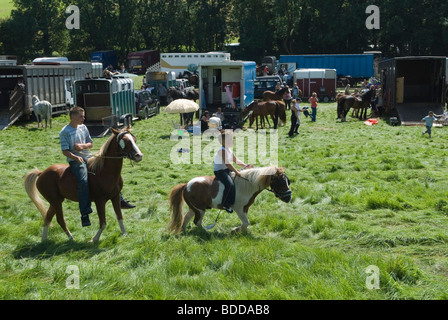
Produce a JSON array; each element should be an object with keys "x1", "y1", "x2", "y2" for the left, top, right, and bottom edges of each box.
[
  {"x1": 121, "y1": 199, "x2": 136, "y2": 209},
  {"x1": 81, "y1": 214, "x2": 91, "y2": 227},
  {"x1": 222, "y1": 205, "x2": 233, "y2": 213}
]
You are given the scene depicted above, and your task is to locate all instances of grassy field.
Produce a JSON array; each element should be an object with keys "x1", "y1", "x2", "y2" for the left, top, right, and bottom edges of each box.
[
  {"x1": 0, "y1": 0, "x2": 13, "y2": 18},
  {"x1": 0, "y1": 101, "x2": 447, "y2": 300}
]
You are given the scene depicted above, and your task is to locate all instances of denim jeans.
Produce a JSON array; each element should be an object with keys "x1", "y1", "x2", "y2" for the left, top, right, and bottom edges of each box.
[
  {"x1": 214, "y1": 169, "x2": 235, "y2": 207},
  {"x1": 69, "y1": 159, "x2": 92, "y2": 216},
  {"x1": 311, "y1": 107, "x2": 317, "y2": 122}
]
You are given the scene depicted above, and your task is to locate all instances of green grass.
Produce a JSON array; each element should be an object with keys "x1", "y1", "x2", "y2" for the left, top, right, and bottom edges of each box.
[
  {"x1": 0, "y1": 0, "x2": 13, "y2": 18},
  {"x1": 1, "y1": 102, "x2": 448, "y2": 300}
]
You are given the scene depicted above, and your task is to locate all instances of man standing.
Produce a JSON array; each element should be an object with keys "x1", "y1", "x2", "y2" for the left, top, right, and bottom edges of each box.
[{"x1": 158, "y1": 83, "x2": 168, "y2": 105}]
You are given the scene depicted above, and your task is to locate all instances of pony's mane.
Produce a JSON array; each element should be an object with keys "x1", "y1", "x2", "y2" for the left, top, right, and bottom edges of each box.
[
  {"x1": 87, "y1": 133, "x2": 116, "y2": 172},
  {"x1": 233, "y1": 166, "x2": 280, "y2": 193}
]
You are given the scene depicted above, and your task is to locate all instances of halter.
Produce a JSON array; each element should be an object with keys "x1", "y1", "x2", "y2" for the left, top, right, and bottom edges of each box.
[{"x1": 267, "y1": 174, "x2": 292, "y2": 201}]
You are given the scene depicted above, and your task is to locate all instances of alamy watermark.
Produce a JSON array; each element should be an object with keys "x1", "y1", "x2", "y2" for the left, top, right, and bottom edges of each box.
[
  {"x1": 170, "y1": 128, "x2": 278, "y2": 167},
  {"x1": 365, "y1": 265, "x2": 380, "y2": 290},
  {"x1": 66, "y1": 265, "x2": 80, "y2": 289},
  {"x1": 66, "y1": 5, "x2": 80, "y2": 30},
  {"x1": 366, "y1": 5, "x2": 380, "y2": 30}
]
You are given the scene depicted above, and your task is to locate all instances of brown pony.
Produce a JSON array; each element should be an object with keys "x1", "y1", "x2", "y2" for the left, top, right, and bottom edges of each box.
[
  {"x1": 167, "y1": 166, "x2": 292, "y2": 234},
  {"x1": 24, "y1": 128, "x2": 143, "y2": 242},
  {"x1": 337, "y1": 88, "x2": 375, "y2": 122},
  {"x1": 242, "y1": 100, "x2": 286, "y2": 130},
  {"x1": 262, "y1": 87, "x2": 289, "y2": 101}
]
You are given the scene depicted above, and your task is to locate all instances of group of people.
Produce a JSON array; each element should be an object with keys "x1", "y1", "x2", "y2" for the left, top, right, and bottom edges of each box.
[{"x1": 140, "y1": 82, "x2": 168, "y2": 106}]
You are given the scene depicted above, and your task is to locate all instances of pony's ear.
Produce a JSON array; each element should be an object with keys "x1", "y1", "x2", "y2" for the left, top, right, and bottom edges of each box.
[{"x1": 111, "y1": 128, "x2": 120, "y2": 135}]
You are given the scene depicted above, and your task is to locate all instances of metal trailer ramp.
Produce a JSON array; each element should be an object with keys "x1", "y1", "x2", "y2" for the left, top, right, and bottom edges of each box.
[{"x1": 396, "y1": 103, "x2": 444, "y2": 125}]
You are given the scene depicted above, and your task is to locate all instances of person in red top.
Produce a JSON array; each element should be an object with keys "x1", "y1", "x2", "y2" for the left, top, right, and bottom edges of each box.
[{"x1": 309, "y1": 92, "x2": 318, "y2": 122}]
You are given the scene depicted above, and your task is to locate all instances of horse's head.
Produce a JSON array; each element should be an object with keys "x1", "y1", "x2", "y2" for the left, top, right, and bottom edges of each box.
[
  {"x1": 111, "y1": 128, "x2": 143, "y2": 162},
  {"x1": 269, "y1": 167, "x2": 292, "y2": 203},
  {"x1": 32, "y1": 95, "x2": 39, "y2": 105},
  {"x1": 241, "y1": 101, "x2": 256, "y2": 118}
]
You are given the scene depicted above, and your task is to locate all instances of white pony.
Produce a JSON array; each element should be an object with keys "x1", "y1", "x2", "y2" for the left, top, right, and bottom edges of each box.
[{"x1": 32, "y1": 95, "x2": 52, "y2": 129}]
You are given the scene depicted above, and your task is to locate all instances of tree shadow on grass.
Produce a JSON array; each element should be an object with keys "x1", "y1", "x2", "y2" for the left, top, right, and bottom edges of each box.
[{"x1": 12, "y1": 240, "x2": 105, "y2": 260}]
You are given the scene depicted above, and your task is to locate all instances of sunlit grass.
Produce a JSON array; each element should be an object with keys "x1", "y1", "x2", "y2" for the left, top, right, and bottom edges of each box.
[{"x1": 0, "y1": 102, "x2": 447, "y2": 299}]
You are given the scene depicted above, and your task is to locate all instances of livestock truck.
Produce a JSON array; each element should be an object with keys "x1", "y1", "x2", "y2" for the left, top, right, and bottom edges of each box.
[
  {"x1": 0, "y1": 65, "x2": 75, "y2": 130},
  {"x1": 279, "y1": 53, "x2": 380, "y2": 85},
  {"x1": 126, "y1": 50, "x2": 160, "y2": 74},
  {"x1": 33, "y1": 59, "x2": 103, "y2": 107},
  {"x1": 91, "y1": 50, "x2": 118, "y2": 70}
]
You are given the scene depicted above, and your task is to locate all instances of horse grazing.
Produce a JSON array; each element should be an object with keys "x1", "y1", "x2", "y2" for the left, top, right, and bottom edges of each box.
[
  {"x1": 24, "y1": 128, "x2": 143, "y2": 242},
  {"x1": 337, "y1": 88, "x2": 375, "y2": 122},
  {"x1": 262, "y1": 87, "x2": 288, "y2": 101},
  {"x1": 242, "y1": 100, "x2": 286, "y2": 130},
  {"x1": 167, "y1": 166, "x2": 292, "y2": 234},
  {"x1": 32, "y1": 95, "x2": 52, "y2": 129}
]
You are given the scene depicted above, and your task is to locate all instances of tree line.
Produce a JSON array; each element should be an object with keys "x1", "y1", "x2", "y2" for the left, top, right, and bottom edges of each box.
[{"x1": 1, "y1": 0, "x2": 447, "y2": 65}]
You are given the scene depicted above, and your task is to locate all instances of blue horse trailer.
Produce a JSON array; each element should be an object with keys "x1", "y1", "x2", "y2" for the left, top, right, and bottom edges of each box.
[
  {"x1": 199, "y1": 60, "x2": 256, "y2": 129},
  {"x1": 74, "y1": 77, "x2": 135, "y2": 137}
]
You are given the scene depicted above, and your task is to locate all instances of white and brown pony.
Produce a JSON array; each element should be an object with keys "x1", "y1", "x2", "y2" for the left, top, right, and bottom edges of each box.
[
  {"x1": 167, "y1": 166, "x2": 292, "y2": 234},
  {"x1": 32, "y1": 95, "x2": 52, "y2": 129}
]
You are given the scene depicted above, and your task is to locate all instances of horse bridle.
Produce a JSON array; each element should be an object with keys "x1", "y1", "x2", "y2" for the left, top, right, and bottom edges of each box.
[
  {"x1": 267, "y1": 174, "x2": 292, "y2": 201},
  {"x1": 116, "y1": 131, "x2": 137, "y2": 159}
]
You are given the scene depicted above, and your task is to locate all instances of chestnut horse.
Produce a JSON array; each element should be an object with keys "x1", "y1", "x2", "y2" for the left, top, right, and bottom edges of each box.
[
  {"x1": 167, "y1": 166, "x2": 292, "y2": 234},
  {"x1": 337, "y1": 87, "x2": 375, "y2": 122},
  {"x1": 262, "y1": 87, "x2": 288, "y2": 101},
  {"x1": 242, "y1": 100, "x2": 287, "y2": 130},
  {"x1": 24, "y1": 128, "x2": 143, "y2": 242}
]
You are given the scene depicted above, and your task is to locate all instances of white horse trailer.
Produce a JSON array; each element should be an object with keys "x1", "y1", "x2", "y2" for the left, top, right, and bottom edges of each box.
[{"x1": 0, "y1": 65, "x2": 75, "y2": 130}]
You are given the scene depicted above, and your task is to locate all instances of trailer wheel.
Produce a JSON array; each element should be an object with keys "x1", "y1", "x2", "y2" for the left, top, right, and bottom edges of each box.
[{"x1": 322, "y1": 96, "x2": 330, "y2": 103}]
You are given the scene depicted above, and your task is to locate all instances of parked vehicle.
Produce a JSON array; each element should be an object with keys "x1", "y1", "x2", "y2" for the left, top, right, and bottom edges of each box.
[
  {"x1": 175, "y1": 78, "x2": 194, "y2": 92},
  {"x1": 73, "y1": 77, "x2": 135, "y2": 137},
  {"x1": 160, "y1": 52, "x2": 230, "y2": 76},
  {"x1": 199, "y1": 60, "x2": 256, "y2": 129},
  {"x1": 293, "y1": 68, "x2": 337, "y2": 102},
  {"x1": 35, "y1": 61, "x2": 103, "y2": 107},
  {"x1": 0, "y1": 65, "x2": 75, "y2": 130},
  {"x1": 126, "y1": 50, "x2": 160, "y2": 74},
  {"x1": 379, "y1": 56, "x2": 446, "y2": 124},
  {"x1": 261, "y1": 56, "x2": 277, "y2": 75},
  {"x1": 279, "y1": 53, "x2": 377, "y2": 85},
  {"x1": 254, "y1": 75, "x2": 283, "y2": 99},
  {"x1": 91, "y1": 50, "x2": 118, "y2": 70},
  {"x1": 134, "y1": 90, "x2": 160, "y2": 119}
]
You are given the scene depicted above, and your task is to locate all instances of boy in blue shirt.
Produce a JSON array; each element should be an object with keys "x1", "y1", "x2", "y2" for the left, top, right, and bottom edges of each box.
[{"x1": 422, "y1": 111, "x2": 439, "y2": 138}]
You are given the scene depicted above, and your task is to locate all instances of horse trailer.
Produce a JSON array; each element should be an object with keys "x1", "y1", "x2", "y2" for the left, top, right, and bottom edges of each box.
[
  {"x1": 379, "y1": 56, "x2": 446, "y2": 125},
  {"x1": 293, "y1": 68, "x2": 337, "y2": 102},
  {"x1": 161, "y1": 52, "x2": 231, "y2": 76},
  {"x1": 0, "y1": 65, "x2": 75, "y2": 130},
  {"x1": 198, "y1": 60, "x2": 256, "y2": 129},
  {"x1": 73, "y1": 77, "x2": 135, "y2": 137}
]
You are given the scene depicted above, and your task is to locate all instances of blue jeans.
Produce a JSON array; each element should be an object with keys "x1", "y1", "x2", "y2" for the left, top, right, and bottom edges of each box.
[
  {"x1": 69, "y1": 159, "x2": 92, "y2": 216},
  {"x1": 425, "y1": 125, "x2": 432, "y2": 137},
  {"x1": 214, "y1": 169, "x2": 235, "y2": 207},
  {"x1": 311, "y1": 107, "x2": 317, "y2": 122}
]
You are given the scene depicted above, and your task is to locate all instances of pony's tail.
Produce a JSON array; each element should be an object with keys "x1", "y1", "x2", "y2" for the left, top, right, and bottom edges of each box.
[
  {"x1": 167, "y1": 184, "x2": 187, "y2": 234},
  {"x1": 24, "y1": 169, "x2": 47, "y2": 219}
]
